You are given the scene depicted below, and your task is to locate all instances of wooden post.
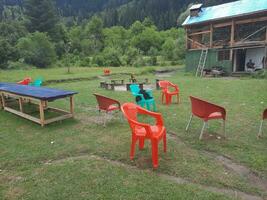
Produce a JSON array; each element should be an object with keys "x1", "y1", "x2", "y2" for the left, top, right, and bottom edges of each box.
[
  {"x1": 70, "y1": 96, "x2": 74, "y2": 116},
  {"x1": 210, "y1": 24, "x2": 213, "y2": 48},
  {"x1": 185, "y1": 28, "x2": 188, "y2": 49},
  {"x1": 1, "y1": 93, "x2": 6, "y2": 108},
  {"x1": 19, "y1": 98, "x2": 23, "y2": 112},
  {"x1": 0, "y1": 93, "x2": 2, "y2": 109},
  {"x1": 39, "y1": 100, "x2": 45, "y2": 127},
  {"x1": 230, "y1": 20, "x2": 235, "y2": 62}
]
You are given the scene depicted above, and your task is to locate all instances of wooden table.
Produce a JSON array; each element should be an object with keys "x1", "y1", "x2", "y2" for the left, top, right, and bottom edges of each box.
[{"x1": 0, "y1": 83, "x2": 77, "y2": 127}]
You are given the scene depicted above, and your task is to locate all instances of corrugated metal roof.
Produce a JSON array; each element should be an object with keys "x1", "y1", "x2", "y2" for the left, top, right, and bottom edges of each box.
[{"x1": 183, "y1": 0, "x2": 267, "y2": 26}]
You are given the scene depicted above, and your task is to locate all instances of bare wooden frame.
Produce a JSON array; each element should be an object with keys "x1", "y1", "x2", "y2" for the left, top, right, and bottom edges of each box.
[{"x1": 0, "y1": 91, "x2": 75, "y2": 127}]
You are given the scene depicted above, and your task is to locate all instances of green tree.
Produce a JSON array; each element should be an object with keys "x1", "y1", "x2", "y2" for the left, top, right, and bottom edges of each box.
[
  {"x1": 83, "y1": 16, "x2": 104, "y2": 54},
  {"x1": 0, "y1": 37, "x2": 15, "y2": 68},
  {"x1": 17, "y1": 32, "x2": 56, "y2": 68},
  {"x1": 131, "y1": 27, "x2": 163, "y2": 54},
  {"x1": 24, "y1": 0, "x2": 59, "y2": 38},
  {"x1": 130, "y1": 21, "x2": 145, "y2": 36}
]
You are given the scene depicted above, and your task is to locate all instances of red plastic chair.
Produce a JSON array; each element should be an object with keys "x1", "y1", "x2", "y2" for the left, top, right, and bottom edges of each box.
[
  {"x1": 186, "y1": 96, "x2": 226, "y2": 140},
  {"x1": 158, "y1": 80, "x2": 180, "y2": 105},
  {"x1": 17, "y1": 77, "x2": 32, "y2": 85},
  {"x1": 121, "y1": 102, "x2": 167, "y2": 168},
  {"x1": 94, "y1": 93, "x2": 121, "y2": 126},
  {"x1": 258, "y1": 108, "x2": 267, "y2": 138}
]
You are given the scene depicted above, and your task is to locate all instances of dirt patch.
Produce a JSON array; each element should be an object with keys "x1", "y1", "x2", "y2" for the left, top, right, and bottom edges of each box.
[
  {"x1": 44, "y1": 153, "x2": 264, "y2": 200},
  {"x1": 204, "y1": 151, "x2": 267, "y2": 193},
  {"x1": 5, "y1": 187, "x2": 25, "y2": 200},
  {"x1": 202, "y1": 132, "x2": 226, "y2": 141}
]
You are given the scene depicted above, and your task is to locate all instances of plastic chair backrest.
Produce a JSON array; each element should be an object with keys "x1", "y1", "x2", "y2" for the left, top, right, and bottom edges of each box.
[
  {"x1": 18, "y1": 77, "x2": 32, "y2": 85},
  {"x1": 159, "y1": 80, "x2": 179, "y2": 92},
  {"x1": 190, "y1": 96, "x2": 225, "y2": 119},
  {"x1": 263, "y1": 108, "x2": 267, "y2": 120},
  {"x1": 33, "y1": 78, "x2": 43, "y2": 86},
  {"x1": 130, "y1": 84, "x2": 140, "y2": 94},
  {"x1": 121, "y1": 103, "x2": 141, "y2": 129},
  {"x1": 94, "y1": 93, "x2": 120, "y2": 111},
  {"x1": 158, "y1": 80, "x2": 169, "y2": 89}
]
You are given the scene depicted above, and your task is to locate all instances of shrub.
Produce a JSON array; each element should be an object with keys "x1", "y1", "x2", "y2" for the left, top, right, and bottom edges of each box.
[{"x1": 16, "y1": 32, "x2": 56, "y2": 68}]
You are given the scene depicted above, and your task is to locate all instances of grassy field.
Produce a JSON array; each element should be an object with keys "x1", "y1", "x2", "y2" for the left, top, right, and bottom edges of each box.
[{"x1": 0, "y1": 66, "x2": 267, "y2": 200}]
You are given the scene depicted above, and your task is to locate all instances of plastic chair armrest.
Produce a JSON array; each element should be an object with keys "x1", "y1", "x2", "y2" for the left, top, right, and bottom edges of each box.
[{"x1": 137, "y1": 108, "x2": 164, "y2": 125}]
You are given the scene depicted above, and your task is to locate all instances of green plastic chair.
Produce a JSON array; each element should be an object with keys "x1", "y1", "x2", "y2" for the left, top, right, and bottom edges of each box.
[
  {"x1": 129, "y1": 84, "x2": 156, "y2": 111},
  {"x1": 30, "y1": 77, "x2": 43, "y2": 87}
]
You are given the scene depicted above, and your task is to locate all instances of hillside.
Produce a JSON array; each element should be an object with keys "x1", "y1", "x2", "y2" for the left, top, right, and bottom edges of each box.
[{"x1": 1, "y1": 0, "x2": 237, "y2": 29}]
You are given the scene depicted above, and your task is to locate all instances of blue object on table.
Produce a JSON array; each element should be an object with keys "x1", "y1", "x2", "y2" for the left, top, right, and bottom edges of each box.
[
  {"x1": 30, "y1": 77, "x2": 43, "y2": 87},
  {"x1": 0, "y1": 82, "x2": 77, "y2": 101},
  {"x1": 129, "y1": 84, "x2": 156, "y2": 111}
]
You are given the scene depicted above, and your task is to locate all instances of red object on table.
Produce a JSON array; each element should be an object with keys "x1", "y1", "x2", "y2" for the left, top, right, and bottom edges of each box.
[
  {"x1": 121, "y1": 102, "x2": 167, "y2": 168},
  {"x1": 94, "y1": 93, "x2": 120, "y2": 126},
  {"x1": 158, "y1": 80, "x2": 180, "y2": 105},
  {"x1": 17, "y1": 77, "x2": 32, "y2": 85},
  {"x1": 186, "y1": 96, "x2": 226, "y2": 140}
]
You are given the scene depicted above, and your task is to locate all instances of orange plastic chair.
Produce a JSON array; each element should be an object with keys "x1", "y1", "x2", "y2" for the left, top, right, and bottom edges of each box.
[
  {"x1": 258, "y1": 108, "x2": 267, "y2": 138},
  {"x1": 17, "y1": 77, "x2": 32, "y2": 85},
  {"x1": 121, "y1": 102, "x2": 167, "y2": 168},
  {"x1": 186, "y1": 96, "x2": 226, "y2": 140},
  {"x1": 158, "y1": 80, "x2": 180, "y2": 105},
  {"x1": 103, "y1": 69, "x2": 111, "y2": 76},
  {"x1": 94, "y1": 93, "x2": 121, "y2": 126}
]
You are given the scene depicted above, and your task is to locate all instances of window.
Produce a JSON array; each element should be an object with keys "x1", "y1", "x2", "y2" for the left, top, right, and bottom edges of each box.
[{"x1": 218, "y1": 50, "x2": 230, "y2": 61}]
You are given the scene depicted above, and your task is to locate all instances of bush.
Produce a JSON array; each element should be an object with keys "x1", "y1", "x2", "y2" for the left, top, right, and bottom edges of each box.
[
  {"x1": 251, "y1": 69, "x2": 267, "y2": 79},
  {"x1": 102, "y1": 47, "x2": 122, "y2": 67},
  {"x1": 92, "y1": 55, "x2": 106, "y2": 67},
  {"x1": 16, "y1": 32, "x2": 56, "y2": 68}
]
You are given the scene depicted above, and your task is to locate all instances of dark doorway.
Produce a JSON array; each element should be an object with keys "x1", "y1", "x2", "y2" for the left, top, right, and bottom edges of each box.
[{"x1": 235, "y1": 49, "x2": 246, "y2": 71}]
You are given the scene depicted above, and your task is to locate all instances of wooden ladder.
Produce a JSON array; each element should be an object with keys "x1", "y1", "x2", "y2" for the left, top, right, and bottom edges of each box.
[{"x1": 195, "y1": 49, "x2": 208, "y2": 77}]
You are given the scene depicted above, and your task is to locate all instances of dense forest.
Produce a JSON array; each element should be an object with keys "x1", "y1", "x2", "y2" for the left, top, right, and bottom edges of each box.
[{"x1": 0, "y1": 0, "x2": 236, "y2": 69}]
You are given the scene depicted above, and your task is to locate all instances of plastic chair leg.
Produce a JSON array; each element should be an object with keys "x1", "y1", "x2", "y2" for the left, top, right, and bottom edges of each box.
[
  {"x1": 258, "y1": 120, "x2": 264, "y2": 138},
  {"x1": 223, "y1": 120, "x2": 226, "y2": 137},
  {"x1": 186, "y1": 114, "x2": 193, "y2": 131},
  {"x1": 146, "y1": 102, "x2": 150, "y2": 111},
  {"x1": 199, "y1": 121, "x2": 207, "y2": 140},
  {"x1": 139, "y1": 138, "x2": 145, "y2": 150},
  {"x1": 130, "y1": 137, "x2": 137, "y2": 160},
  {"x1": 151, "y1": 140, "x2": 158, "y2": 168}
]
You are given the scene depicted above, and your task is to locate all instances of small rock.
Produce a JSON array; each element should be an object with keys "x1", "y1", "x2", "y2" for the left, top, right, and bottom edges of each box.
[{"x1": 51, "y1": 141, "x2": 55, "y2": 144}]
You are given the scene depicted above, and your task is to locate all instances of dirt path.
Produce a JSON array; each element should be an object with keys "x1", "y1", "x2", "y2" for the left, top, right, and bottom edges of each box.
[{"x1": 44, "y1": 153, "x2": 265, "y2": 200}]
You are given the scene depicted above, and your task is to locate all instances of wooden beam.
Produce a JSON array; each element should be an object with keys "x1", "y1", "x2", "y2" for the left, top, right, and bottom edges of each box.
[
  {"x1": 213, "y1": 22, "x2": 232, "y2": 28},
  {"x1": 44, "y1": 114, "x2": 73, "y2": 125},
  {"x1": 230, "y1": 20, "x2": 235, "y2": 47},
  {"x1": 4, "y1": 106, "x2": 41, "y2": 124},
  {"x1": 188, "y1": 30, "x2": 211, "y2": 36},
  {"x1": 236, "y1": 16, "x2": 267, "y2": 25},
  {"x1": 210, "y1": 24, "x2": 213, "y2": 48},
  {"x1": 185, "y1": 28, "x2": 188, "y2": 49}
]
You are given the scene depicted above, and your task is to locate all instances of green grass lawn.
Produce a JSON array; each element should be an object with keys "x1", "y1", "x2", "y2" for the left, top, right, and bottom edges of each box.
[{"x1": 0, "y1": 66, "x2": 266, "y2": 200}]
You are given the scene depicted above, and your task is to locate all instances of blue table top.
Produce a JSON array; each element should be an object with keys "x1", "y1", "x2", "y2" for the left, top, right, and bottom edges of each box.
[{"x1": 0, "y1": 83, "x2": 78, "y2": 101}]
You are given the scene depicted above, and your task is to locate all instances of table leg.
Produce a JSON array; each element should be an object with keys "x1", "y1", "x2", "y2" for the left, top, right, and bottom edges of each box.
[
  {"x1": 70, "y1": 96, "x2": 74, "y2": 117},
  {"x1": 19, "y1": 97, "x2": 23, "y2": 112},
  {"x1": 39, "y1": 100, "x2": 45, "y2": 127},
  {"x1": 1, "y1": 93, "x2": 6, "y2": 108}
]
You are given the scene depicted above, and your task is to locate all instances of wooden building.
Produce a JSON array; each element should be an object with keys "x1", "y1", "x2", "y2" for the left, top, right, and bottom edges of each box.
[{"x1": 182, "y1": 0, "x2": 267, "y2": 75}]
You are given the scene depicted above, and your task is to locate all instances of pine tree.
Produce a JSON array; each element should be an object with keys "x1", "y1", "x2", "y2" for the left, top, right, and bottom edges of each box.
[{"x1": 24, "y1": 0, "x2": 59, "y2": 36}]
